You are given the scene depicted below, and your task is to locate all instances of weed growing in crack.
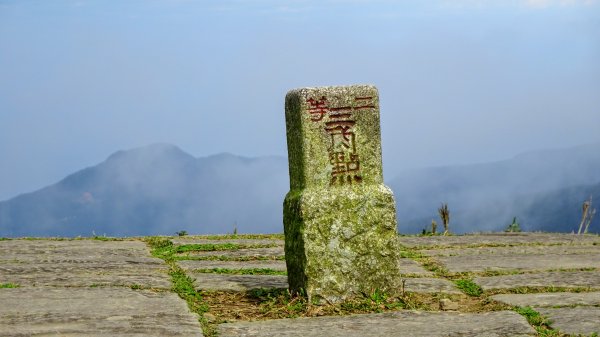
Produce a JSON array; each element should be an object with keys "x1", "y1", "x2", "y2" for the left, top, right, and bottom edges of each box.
[
  {"x1": 0, "y1": 283, "x2": 19, "y2": 288},
  {"x1": 194, "y1": 268, "x2": 286, "y2": 276},
  {"x1": 454, "y1": 279, "x2": 483, "y2": 297},
  {"x1": 145, "y1": 237, "x2": 215, "y2": 336},
  {"x1": 515, "y1": 306, "x2": 562, "y2": 336}
]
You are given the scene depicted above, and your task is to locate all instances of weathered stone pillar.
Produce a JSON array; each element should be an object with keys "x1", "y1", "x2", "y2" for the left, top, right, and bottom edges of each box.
[{"x1": 283, "y1": 84, "x2": 402, "y2": 303}]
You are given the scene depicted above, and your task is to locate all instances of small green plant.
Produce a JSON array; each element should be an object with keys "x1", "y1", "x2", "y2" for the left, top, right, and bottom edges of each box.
[
  {"x1": 175, "y1": 230, "x2": 188, "y2": 237},
  {"x1": 515, "y1": 306, "x2": 561, "y2": 336},
  {"x1": 454, "y1": 279, "x2": 482, "y2": 297},
  {"x1": 369, "y1": 288, "x2": 387, "y2": 304},
  {"x1": 399, "y1": 250, "x2": 423, "y2": 259},
  {"x1": 175, "y1": 243, "x2": 241, "y2": 253},
  {"x1": 505, "y1": 217, "x2": 522, "y2": 232},
  {"x1": 146, "y1": 236, "x2": 173, "y2": 249},
  {"x1": 431, "y1": 219, "x2": 437, "y2": 235},
  {"x1": 92, "y1": 236, "x2": 119, "y2": 241},
  {"x1": 146, "y1": 237, "x2": 175, "y2": 260},
  {"x1": 0, "y1": 283, "x2": 19, "y2": 288}
]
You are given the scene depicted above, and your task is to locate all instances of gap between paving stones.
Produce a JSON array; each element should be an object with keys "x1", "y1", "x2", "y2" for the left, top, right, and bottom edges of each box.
[{"x1": 172, "y1": 238, "x2": 285, "y2": 246}]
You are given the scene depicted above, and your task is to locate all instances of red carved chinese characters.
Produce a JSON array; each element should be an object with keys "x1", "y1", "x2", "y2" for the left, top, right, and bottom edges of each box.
[
  {"x1": 306, "y1": 96, "x2": 328, "y2": 122},
  {"x1": 306, "y1": 96, "x2": 376, "y2": 186}
]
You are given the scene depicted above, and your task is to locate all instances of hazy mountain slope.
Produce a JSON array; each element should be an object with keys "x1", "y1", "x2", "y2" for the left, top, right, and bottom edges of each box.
[
  {"x1": 389, "y1": 142, "x2": 600, "y2": 233},
  {"x1": 0, "y1": 144, "x2": 289, "y2": 237},
  {"x1": 518, "y1": 182, "x2": 600, "y2": 233},
  {"x1": 1, "y1": 142, "x2": 599, "y2": 237}
]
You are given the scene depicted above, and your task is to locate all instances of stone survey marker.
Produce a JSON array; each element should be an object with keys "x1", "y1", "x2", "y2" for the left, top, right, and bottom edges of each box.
[{"x1": 283, "y1": 85, "x2": 402, "y2": 302}]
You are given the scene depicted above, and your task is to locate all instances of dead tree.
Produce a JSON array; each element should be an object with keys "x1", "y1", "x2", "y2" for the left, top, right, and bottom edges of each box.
[
  {"x1": 578, "y1": 196, "x2": 596, "y2": 234},
  {"x1": 438, "y1": 203, "x2": 450, "y2": 236}
]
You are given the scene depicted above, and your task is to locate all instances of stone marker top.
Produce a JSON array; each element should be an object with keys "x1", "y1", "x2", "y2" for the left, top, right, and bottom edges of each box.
[{"x1": 285, "y1": 85, "x2": 384, "y2": 190}]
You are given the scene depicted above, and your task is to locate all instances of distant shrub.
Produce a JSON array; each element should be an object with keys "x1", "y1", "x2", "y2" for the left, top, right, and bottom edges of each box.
[{"x1": 505, "y1": 217, "x2": 522, "y2": 232}]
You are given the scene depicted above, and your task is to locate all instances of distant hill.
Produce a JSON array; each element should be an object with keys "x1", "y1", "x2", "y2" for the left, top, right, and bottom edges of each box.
[
  {"x1": 0, "y1": 144, "x2": 289, "y2": 237},
  {"x1": 1, "y1": 142, "x2": 599, "y2": 237},
  {"x1": 390, "y1": 142, "x2": 600, "y2": 233}
]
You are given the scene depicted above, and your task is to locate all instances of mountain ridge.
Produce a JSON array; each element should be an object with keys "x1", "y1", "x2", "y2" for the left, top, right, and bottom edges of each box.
[{"x1": 1, "y1": 142, "x2": 599, "y2": 237}]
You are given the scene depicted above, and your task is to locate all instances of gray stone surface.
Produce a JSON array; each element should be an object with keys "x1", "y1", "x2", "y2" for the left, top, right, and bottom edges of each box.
[
  {"x1": 491, "y1": 292, "x2": 600, "y2": 307},
  {"x1": 536, "y1": 307, "x2": 600, "y2": 336},
  {"x1": 421, "y1": 244, "x2": 600, "y2": 257},
  {"x1": 184, "y1": 247, "x2": 284, "y2": 258},
  {"x1": 401, "y1": 277, "x2": 461, "y2": 294},
  {"x1": 398, "y1": 233, "x2": 600, "y2": 248},
  {"x1": 218, "y1": 310, "x2": 535, "y2": 337},
  {"x1": 398, "y1": 258, "x2": 433, "y2": 276},
  {"x1": 437, "y1": 253, "x2": 600, "y2": 273},
  {"x1": 178, "y1": 259, "x2": 287, "y2": 271},
  {"x1": 0, "y1": 239, "x2": 171, "y2": 288},
  {"x1": 191, "y1": 272, "x2": 288, "y2": 291},
  {"x1": 0, "y1": 287, "x2": 203, "y2": 336},
  {"x1": 172, "y1": 238, "x2": 284, "y2": 246},
  {"x1": 474, "y1": 271, "x2": 600, "y2": 290}
]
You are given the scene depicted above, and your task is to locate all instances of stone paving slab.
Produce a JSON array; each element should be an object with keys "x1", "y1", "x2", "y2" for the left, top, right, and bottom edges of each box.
[
  {"x1": 178, "y1": 259, "x2": 288, "y2": 271},
  {"x1": 421, "y1": 244, "x2": 600, "y2": 257},
  {"x1": 191, "y1": 272, "x2": 288, "y2": 291},
  {"x1": 398, "y1": 259, "x2": 433, "y2": 276},
  {"x1": 0, "y1": 239, "x2": 171, "y2": 288},
  {"x1": 535, "y1": 307, "x2": 600, "y2": 336},
  {"x1": 491, "y1": 292, "x2": 600, "y2": 307},
  {"x1": 474, "y1": 271, "x2": 600, "y2": 291},
  {"x1": 436, "y1": 253, "x2": 600, "y2": 273},
  {"x1": 398, "y1": 233, "x2": 600, "y2": 248},
  {"x1": 172, "y1": 238, "x2": 284, "y2": 246},
  {"x1": 217, "y1": 310, "x2": 535, "y2": 337},
  {"x1": 0, "y1": 239, "x2": 150, "y2": 259},
  {"x1": 184, "y1": 247, "x2": 284, "y2": 258},
  {"x1": 0, "y1": 287, "x2": 203, "y2": 336},
  {"x1": 401, "y1": 277, "x2": 461, "y2": 294}
]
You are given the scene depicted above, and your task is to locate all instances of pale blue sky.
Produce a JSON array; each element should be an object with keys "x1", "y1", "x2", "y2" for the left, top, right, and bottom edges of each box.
[{"x1": 1, "y1": 0, "x2": 599, "y2": 200}]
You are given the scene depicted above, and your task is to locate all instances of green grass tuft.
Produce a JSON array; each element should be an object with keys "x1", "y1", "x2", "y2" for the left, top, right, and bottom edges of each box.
[
  {"x1": 0, "y1": 283, "x2": 19, "y2": 288},
  {"x1": 454, "y1": 279, "x2": 483, "y2": 297},
  {"x1": 514, "y1": 306, "x2": 563, "y2": 336}
]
